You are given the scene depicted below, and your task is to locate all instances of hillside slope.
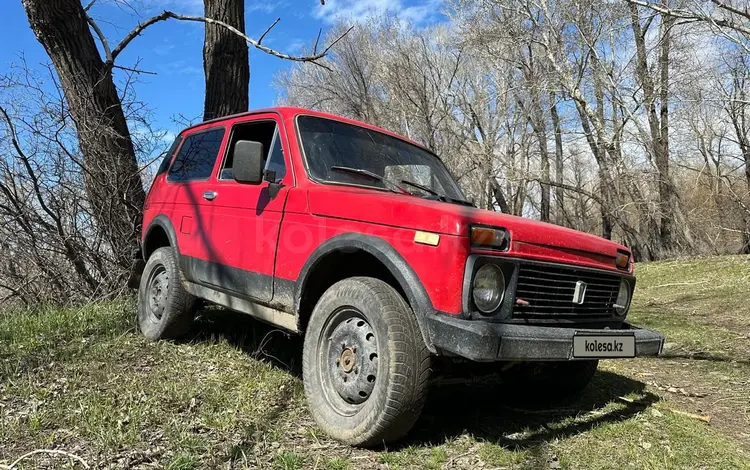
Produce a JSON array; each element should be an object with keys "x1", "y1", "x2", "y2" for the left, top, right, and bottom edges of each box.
[{"x1": 1, "y1": 256, "x2": 749, "y2": 469}]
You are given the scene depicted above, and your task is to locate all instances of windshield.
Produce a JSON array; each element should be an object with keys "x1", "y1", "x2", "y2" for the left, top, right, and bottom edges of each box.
[{"x1": 297, "y1": 116, "x2": 466, "y2": 202}]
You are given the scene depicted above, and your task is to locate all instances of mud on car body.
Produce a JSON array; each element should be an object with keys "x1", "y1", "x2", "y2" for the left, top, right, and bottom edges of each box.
[{"x1": 129, "y1": 107, "x2": 664, "y2": 446}]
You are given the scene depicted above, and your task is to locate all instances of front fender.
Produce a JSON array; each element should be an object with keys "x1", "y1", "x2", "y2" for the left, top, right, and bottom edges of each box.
[{"x1": 294, "y1": 233, "x2": 438, "y2": 353}]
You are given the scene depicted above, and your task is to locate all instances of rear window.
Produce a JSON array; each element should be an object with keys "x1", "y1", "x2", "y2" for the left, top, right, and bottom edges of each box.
[{"x1": 168, "y1": 128, "x2": 225, "y2": 182}]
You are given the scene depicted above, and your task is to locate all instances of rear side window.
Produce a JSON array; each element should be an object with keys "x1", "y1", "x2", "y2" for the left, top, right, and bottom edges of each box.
[
  {"x1": 156, "y1": 136, "x2": 182, "y2": 176},
  {"x1": 168, "y1": 128, "x2": 225, "y2": 182}
]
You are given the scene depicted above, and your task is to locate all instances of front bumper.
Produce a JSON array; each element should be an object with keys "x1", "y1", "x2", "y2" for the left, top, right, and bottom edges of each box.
[{"x1": 426, "y1": 313, "x2": 664, "y2": 362}]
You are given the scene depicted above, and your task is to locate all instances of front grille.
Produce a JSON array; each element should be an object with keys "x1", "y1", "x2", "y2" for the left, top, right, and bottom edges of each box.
[{"x1": 512, "y1": 264, "x2": 620, "y2": 321}]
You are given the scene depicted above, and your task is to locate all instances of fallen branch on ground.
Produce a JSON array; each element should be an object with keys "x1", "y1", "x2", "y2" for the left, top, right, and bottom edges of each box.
[
  {"x1": 663, "y1": 408, "x2": 712, "y2": 424},
  {"x1": 647, "y1": 381, "x2": 708, "y2": 398},
  {"x1": 1, "y1": 449, "x2": 90, "y2": 469},
  {"x1": 618, "y1": 396, "x2": 712, "y2": 424}
]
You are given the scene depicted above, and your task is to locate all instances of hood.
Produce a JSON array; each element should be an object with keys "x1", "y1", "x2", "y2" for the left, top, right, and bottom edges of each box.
[{"x1": 307, "y1": 186, "x2": 629, "y2": 264}]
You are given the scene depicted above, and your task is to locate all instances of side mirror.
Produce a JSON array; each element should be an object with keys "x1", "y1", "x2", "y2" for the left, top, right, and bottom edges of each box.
[{"x1": 233, "y1": 140, "x2": 264, "y2": 184}]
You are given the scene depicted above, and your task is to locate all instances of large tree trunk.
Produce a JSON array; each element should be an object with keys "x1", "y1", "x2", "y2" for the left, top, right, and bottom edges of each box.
[
  {"x1": 203, "y1": 0, "x2": 249, "y2": 121},
  {"x1": 22, "y1": 0, "x2": 146, "y2": 269}
]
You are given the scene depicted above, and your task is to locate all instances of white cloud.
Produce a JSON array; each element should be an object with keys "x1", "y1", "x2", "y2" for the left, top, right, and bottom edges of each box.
[
  {"x1": 285, "y1": 38, "x2": 306, "y2": 54},
  {"x1": 400, "y1": 0, "x2": 443, "y2": 24},
  {"x1": 160, "y1": 130, "x2": 178, "y2": 143},
  {"x1": 152, "y1": 41, "x2": 176, "y2": 56},
  {"x1": 137, "y1": 0, "x2": 203, "y2": 15},
  {"x1": 313, "y1": 0, "x2": 443, "y2": 25},
  {"x1": 247, "y1": 1, "x2": 289, "y2": 14},
  {"x1": 158, "y1": 59, "x2": 202, "y2": 76}
]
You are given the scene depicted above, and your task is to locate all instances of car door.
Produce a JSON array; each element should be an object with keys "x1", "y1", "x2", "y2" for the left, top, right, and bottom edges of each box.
[
  {"x1": 197, "y1": 114, "x2": 292, "y2": 302},
  {"x1": 162, "y1": 126, "x2": 228, "y2": 283}
]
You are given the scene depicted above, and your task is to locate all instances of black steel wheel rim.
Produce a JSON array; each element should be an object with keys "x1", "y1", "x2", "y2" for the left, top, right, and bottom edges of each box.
[
  {"x1": 146, "y1": 264, "x2": 168, "y2": 322},
  {"x1": 318, "y1": 306, "x2": 380, "y2": 416}
]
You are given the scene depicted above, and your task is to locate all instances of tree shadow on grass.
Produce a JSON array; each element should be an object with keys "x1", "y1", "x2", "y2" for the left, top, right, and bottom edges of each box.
[
  {"x1": 185, "y1": 307, "x2": 658, "y2": 450},
  {"x1": 186, "y1": 306, "x2": 304, "y2": 377},
  {"x1": 406, "y1": 370, "x2": 658, "y2": 450},
  {"x1": 657, "y1": 351, "x2": 750, "y2": 365}
]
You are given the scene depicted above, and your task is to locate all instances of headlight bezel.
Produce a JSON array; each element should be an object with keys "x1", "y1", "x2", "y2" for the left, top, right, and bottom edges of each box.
[
  {"x1": 471, "y1": 263, "x2": 506, "y2": 314},
  {"x1": 614, "y1": 278, "x2": 632, "y2": 316}
]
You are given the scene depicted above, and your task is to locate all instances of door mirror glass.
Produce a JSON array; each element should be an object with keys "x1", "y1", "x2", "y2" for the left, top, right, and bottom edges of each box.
[{"x1": 232, "y1": 140, "x2": 264, "y2": 184}]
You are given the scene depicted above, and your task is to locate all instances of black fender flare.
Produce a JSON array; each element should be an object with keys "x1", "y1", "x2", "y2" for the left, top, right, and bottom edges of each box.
[
  {"x1": 142, "y1": 214, "x2": 181, "y2": 259},
  {"x1": 128, "y1": 215, "x2": 180, "y2": 289},
  {"x1": 294, "y1": 233, "x2": 437, "y2": 353}
]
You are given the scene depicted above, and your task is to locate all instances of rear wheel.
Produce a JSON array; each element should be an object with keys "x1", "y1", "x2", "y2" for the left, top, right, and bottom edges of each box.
[
  {"x1": 302, "y1": 277, "x2": 430, "y2": 447},
  {"x1": 137, "y1": 247, "x2": 196, "y2": 340}
]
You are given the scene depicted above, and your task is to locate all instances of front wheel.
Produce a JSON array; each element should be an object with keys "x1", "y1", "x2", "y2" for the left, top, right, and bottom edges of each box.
[{"x1": 302, "y1": 277, "x2": 430, "y2": 447}]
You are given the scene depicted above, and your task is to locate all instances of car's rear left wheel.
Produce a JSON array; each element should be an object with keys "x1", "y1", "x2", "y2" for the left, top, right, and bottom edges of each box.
[
  {"x1": 137, "y1": 247, "x2": 196, "y2": 341},
  {"x1": 302, "y1": 277, "x2": 430, "y2": 447}
]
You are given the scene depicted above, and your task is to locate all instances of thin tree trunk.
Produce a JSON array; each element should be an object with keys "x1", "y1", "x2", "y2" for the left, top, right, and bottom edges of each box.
[
  {"x1": 550, "y1": 92, "x2": 564, "y2": 225},
  {"x1": 203, "y1": 0, "x2": 249, "y2": 121},
  {"x1": 530, "y1": 95, "x2": 551, "y2": 222},
  {"x1": 22, "y1": 0, "x2": 146, "y2": 269},
  {"x1": 521, "y1": 46, "x2": 551, "y2": 222},
  {"x1": 630, "y1": 2, "x2": 679, "y2": 254},
  {"x1": 657, "y1": 9, "x2": 676, "y2": 252},
  {"x1": 490, "y1": 178, "x2": 511, "y2": 213}
]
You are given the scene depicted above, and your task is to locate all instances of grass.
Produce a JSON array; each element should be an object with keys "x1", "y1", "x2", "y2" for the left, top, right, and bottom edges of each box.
[{"x1": 1, "y1": 256, "x2": 750, "y2": 468}]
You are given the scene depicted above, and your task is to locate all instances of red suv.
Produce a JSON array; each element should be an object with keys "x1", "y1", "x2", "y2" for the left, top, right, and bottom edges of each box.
[{"x1": 129, "y1": 107, "x2": 664, "y2": 446}]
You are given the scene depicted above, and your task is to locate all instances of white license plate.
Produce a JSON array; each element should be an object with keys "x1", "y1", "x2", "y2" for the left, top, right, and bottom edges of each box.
[{"x1": 573, "y1": 334, "x2": 635, "y2": 358}]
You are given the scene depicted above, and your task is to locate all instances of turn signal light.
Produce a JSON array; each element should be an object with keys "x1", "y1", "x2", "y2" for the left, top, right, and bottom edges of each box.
[
  {"x1": 616, "y1": 251, "x2": 630, "y2": 270},
  {"x1": 470, "y1": 226, "x2": 509, "y2": 250}
]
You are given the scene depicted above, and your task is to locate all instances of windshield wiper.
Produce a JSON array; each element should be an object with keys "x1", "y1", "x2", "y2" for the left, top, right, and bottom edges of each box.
[
  {"x1": 330, "y1": 166, "x2": 409, "y2": 194},
  {"x1": 399, "y1": 179, "x2": 442, "y2": 197},
  {"x1": 399, "y1": 179, "x2": 475, "y2": 207}
]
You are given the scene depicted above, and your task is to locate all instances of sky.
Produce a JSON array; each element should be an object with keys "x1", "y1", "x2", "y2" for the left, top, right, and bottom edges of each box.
[{"x1": 0, "y1": 0, "x2": 444, "y2": 140}]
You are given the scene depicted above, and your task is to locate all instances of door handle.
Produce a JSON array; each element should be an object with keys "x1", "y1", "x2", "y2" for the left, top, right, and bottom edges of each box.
[{"x1": 203, "y1": 191, "x2": 218, "y2": 201}]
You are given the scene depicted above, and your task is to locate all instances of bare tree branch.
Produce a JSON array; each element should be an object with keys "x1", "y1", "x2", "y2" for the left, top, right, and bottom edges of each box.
[
  {"x1": 258, "y1": 17, "x2": 281, "y2": 45},
  {"x1": 625, "y1": 0, "x2": 750, "y2": 36},
  {"x1": 85, "y1": 12, "x2": 113, "y2": 63},
  {"x1": 711, "y1": 0, "x2": 750, "y2": 22},
  {"x1": 108, "y1": 11, "x2": 353, "y2": 70}
]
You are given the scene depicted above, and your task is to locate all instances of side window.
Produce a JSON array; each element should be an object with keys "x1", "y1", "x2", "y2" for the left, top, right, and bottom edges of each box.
[
  {"x1": 167, "y1": 128, "x2": 225, "y2": 182},
  {"x1": 265, "y1": 129, "x2": 286, "y2": 182},
  {"x1": 156, "y1": 136, "x2": 182, "y2": 176},
  {"x1": 220, "y1": 120, "x2": 286, "y2": 182}
]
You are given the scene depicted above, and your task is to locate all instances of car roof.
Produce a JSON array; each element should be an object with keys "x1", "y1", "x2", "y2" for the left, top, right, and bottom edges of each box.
[{"x1": 179, "y1": 106, "x2": 432, "y2": 153}]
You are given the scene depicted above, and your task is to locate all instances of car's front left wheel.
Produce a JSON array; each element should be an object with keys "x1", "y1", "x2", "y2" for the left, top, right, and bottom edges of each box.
[
  {"x1": 302, "y1": 277, "x2": 431, "y2": 447},
  {"x1": 137, "y1": 247, "x2": 196, "y2": 341}
]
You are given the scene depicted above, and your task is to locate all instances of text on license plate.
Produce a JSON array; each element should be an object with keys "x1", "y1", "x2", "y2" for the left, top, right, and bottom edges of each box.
[{"x1": 573, "y1": 335, "x2": 635, "y2": 358}]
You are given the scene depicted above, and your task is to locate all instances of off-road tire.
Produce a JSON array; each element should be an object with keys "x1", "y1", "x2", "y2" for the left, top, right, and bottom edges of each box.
[
  {"x1": 502, "y1": 360, "x2": 599, "y2": 407},
  {"x1": 137, "y1": 247, "x2": 196, "y2": 341},
  {"x1": 302, "y1": 277, "x2": 431, "y2": 447}
]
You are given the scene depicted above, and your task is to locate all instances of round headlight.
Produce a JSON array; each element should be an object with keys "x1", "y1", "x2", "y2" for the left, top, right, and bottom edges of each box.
[
  {"x1": 614, "y1": 279, "x2": 631, "y2": 315},
  {"x1": 472, "y1": 264, "x2": 505, "y2": 313}
]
